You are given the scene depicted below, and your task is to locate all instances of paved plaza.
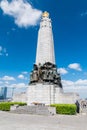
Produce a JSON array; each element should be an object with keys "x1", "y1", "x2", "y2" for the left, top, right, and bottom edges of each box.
[{"x1": 0, "y1": 111, "x2": 87, "y2": 130}]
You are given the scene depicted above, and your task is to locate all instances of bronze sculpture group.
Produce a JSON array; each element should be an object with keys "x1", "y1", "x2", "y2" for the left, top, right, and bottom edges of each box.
[{"x1": 30, "y1": 62, "x2": 62, "y2": 88}]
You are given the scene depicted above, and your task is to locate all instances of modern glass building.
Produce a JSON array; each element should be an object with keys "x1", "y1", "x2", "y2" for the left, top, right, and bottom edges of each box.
[{"x1": 0, "y1": 87, "x2": 7, "y2": 100}]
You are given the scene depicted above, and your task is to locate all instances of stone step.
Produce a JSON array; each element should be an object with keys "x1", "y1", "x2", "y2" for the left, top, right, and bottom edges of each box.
[
  {"x1": 82, "y1": 109, "x2": 87, "y2": 113},
  {"x1": 10, "y1": 105, "x2": 56, "y2": 115}
]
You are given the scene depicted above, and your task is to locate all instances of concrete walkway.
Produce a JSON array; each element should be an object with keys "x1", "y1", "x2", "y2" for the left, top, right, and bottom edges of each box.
[{"x1": 0, "y1": 111, "x2": 87, "y2": 130}]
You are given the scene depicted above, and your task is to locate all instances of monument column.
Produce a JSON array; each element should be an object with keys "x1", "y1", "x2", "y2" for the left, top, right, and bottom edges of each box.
[
  {"x1": 36, "y1": 11, "x2": 55, "y2": 65},
  {"x1": 29, "y1": 11, "x2": 62, "y2": 86}
]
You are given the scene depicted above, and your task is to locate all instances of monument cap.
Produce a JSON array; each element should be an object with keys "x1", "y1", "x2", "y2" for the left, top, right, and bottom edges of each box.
[{"x1": 42, "y1": 11, "x2": 49, "y2": 18}]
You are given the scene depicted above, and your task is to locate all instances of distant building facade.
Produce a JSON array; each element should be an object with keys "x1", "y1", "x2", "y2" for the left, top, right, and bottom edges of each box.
[{"x1": 0, "y1": 87, "x2": 7, "y2": 100}]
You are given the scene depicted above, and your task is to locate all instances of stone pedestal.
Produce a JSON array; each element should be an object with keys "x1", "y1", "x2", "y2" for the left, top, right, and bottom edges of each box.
[
  {"x1": 27, "y1": 84, "x2": 79, "y2": 105},
  {"x1": 27, "y1": 84, "x2": 62, "y2": 105}
]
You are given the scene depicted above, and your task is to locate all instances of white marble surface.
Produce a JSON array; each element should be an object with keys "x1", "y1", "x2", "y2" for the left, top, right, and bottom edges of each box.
[
  {"x1": 36, "y1": 14, "x2": 55, "y2": 65},
  {"x1": 27, "y1": 84, "x2": 78, "y2": 105}
]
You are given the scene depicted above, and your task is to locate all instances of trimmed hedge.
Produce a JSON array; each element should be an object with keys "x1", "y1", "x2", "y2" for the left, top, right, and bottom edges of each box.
[
  {"x1": 0, "y1": 103, "x2": 10, "y2": 111},
  {"x1": 9, "y1": 102, "x2": 27, "y2": 106},
  {"x1": 51, "y1": 104, "x2": 77, "y2": 115},
  {"x1": 0, "y1": 102, "x2": 27, "y2": 111}
]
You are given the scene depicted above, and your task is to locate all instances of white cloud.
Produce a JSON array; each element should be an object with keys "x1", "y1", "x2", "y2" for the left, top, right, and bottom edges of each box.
[
  {"x1": 0, "y1": 0, "x2": 42, "y2": 28},
  {"x1": 18, "y1": 74, "x2": 25, "y2": 79},
  {"x1": 58, "y1": 68, "x2": 68, "y2": 75},
  {"x1": 62, "y1": 80, "x2": 74, "y2": 87},
  {"x1": 62, "y1": 79, "x2": 87, "y2": 98},
  {"x1": 0, "y1": 46, "x2": 8, "y2": 56},
  {"x1": 22, "y1": 71, "x2": 28, "y2": 74},
  {"x1": 62, "y1": 79, "x2": 87, "y2": 97},
  {"x1": 0, "y1": 80, "x2": 27, "y2": 88},
  {"x1": 1, "y1": 76, "x2": 15, "y2": 81},
  {"x1": 68, "y1": 63, "x2": 82, "y2": 71},
  {"x1": 75, "y1": 79, "x2": 87, "y2": 86},
  {"x1": 62, "y1": 79, "x2": 87, "y2": 89},
  {"x1": 10, "y1": 83, "x2": 28, "y2": 88},
  {"x1": 4, "y1": 81, "x2": 9, "y2": 84},
  {"x1": 0, "y1": 46, "x2": 2, "y2": 51},
  {"x1": 0, "y1": 81, "x2": 3, "y2": 84}
]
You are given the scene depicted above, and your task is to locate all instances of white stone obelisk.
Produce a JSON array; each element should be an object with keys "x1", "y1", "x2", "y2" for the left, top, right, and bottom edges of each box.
[
  {"x1": 27, "y1": 12, "x2": 79, "y2": 106},
  {"x1": 36, "y1": 11, "x2": 55, "y2": 65}
]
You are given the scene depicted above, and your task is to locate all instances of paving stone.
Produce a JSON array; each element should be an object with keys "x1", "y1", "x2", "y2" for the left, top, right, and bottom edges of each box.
[{"x1": 0, "y1": 111, "x2": 87, "y2": 130}]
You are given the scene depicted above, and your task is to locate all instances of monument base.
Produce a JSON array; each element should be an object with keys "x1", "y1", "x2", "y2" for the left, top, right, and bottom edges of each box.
[{"x1": 27, "y1": 84, "x2": 79, "y2": 105}]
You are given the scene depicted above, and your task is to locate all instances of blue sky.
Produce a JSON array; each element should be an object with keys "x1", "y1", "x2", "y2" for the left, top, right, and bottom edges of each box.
[{"x1": 0, "y1": 0, "x2": 87, "y2": 98}]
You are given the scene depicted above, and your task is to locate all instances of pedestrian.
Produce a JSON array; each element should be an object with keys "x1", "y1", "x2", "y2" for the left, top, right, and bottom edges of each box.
[{"x1": 75, "y1": 100, "x2": 80, "y2": 113}]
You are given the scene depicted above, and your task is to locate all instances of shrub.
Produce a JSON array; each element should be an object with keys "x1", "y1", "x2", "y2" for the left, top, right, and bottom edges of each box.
[
  {"x1": 0, "y1": 102, "x2": 27, "y2": 111},
  {"x1": 9, "y1": 102, "x2": 27, "y2": 106},
  {"x1": 50, "y1": 104, "x2": 77, "y2": 115},
  {"x1": 0, "y1": 103, "x2": 10, "y2": 111}
]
